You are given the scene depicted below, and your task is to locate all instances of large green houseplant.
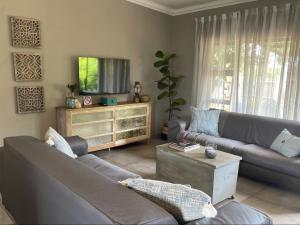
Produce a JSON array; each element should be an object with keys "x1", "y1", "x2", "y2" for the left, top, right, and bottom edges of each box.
[{"x1": 154, "y1": 50, "x2": 186, "y2": 139}]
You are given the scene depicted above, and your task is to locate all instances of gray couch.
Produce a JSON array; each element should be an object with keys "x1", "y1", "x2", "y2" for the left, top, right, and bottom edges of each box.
[
  {"x1": 0, "y1": 136, "x2": 272, "y2": 224},
  {"x1": 169, "y1": 111, "x2": 300, "y2": 192}
]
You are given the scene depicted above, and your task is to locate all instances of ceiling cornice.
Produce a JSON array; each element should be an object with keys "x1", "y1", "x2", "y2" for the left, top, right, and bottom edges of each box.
[
  {"x1": 126, "y1": 0, "x2": 257, "y2": 16},
  {"x1": 126, "y1": 0, "x2": 173, "y2": 15},
  {"x1": 173, "y1": 0, "x2": 257, "y2": 15}
]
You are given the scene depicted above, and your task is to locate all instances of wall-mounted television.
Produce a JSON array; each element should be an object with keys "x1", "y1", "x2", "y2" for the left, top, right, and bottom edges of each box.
[{"x1": 78, "y1": 57, "x2": 130, "y2": 95}]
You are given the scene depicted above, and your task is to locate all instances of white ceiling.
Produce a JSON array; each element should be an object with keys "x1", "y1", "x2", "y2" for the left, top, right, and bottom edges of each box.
[{"x1": 126, "y1": 0, "x2": 257, "y2": 16}]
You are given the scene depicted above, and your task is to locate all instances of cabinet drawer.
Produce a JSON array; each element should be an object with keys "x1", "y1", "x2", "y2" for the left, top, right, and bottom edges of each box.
[
  {"x1": 116, "y1": 128, "x2": 147, "y2": 141},
  {"x1": 116, "y1": 116, "x2": 146, "y2": 132},
  {"x1": 86, "y1": 135, "x2": 113, "y2": 148},
  {"x1": 72, "y1": 111, "x2": 113, "y2": 124},
  {"x1": 72, "y1": 121, "x2": 113, "y2": 138},
  {"x1": 115, "y1": 107, "x2": 147, "y2": 118}
]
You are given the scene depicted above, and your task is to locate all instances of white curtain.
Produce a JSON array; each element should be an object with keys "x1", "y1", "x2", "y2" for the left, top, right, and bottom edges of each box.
[{"x1": 192, "y1": 2, "x2": 300, "y2": 120}]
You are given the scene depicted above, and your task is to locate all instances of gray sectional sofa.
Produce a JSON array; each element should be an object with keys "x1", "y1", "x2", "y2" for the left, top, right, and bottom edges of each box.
[
  {"x1": 169, "y1": 111, "x2": 300, "y2": 192},
  {"x1": 0, "y1": 136, "x2": 272, "y2": 224}
]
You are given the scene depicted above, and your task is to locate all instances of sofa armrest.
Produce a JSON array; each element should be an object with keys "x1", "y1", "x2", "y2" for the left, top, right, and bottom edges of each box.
[
  {"x1": 64, "y1": 136, "x2": 88, "y2": 157},
  {"x1": 168, "y1": 119, "x2": 188, "y2": 142}
]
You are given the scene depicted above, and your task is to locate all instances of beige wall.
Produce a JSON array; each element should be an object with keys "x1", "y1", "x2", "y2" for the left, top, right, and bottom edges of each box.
[
  {"x1": 170, "y1": 0, "x2": 296, "y2": 115},
  {"x1": 1, "y1": 0, "x2": 295, "y2": 146},
  {"x1": 0, "y1": 0, "x2": 172, "y2": 145}
]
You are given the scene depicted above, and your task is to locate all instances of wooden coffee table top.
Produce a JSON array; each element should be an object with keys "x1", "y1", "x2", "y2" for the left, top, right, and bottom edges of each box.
[{"x1": 156, "y1": 144, "x2": 242, "y2": 169}]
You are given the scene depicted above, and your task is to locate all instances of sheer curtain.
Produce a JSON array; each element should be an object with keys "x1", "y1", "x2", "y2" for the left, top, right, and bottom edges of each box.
[{"x1": 192, "y1": 2, "x2": 300, "y2": 120}]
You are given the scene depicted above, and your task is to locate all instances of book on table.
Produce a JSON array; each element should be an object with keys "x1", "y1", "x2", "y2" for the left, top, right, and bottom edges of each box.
[{"x1": 168, "y1": 142, "x2": 200, "y2": 152}]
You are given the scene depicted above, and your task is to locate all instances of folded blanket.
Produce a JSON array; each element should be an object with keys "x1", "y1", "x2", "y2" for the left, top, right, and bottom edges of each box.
[{"x1": 120, "y1": 178, "x2": 217, "y2": 223}]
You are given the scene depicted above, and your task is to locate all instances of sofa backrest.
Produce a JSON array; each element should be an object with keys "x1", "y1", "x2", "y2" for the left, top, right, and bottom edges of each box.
[
  {"x1": 219, "y1": 111, "x2": 300, "y2": 148},
  {"x1": 2, "y1": 136, "x2": 177, "y2": 225},
  {"x1": 0, "y1": 147, "x2": 3, "y2": 197}
]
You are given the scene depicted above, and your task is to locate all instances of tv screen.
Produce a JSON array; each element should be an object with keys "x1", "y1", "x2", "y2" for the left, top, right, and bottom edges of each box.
[{"x1": 78, "y1": 57, "x2": 130, "y2": 95}]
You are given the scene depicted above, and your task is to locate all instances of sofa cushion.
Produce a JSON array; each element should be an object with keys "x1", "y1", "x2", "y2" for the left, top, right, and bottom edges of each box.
[
  {"x1": 178, "y1": 131, "x2": 246, "y2": 154},
  {"x1": 205, "y1": 136, "x2": 246, "y2": 154},
  {"x1": 270, "y1": 129, "x2": 300, "y2": 157},
  {"x1": 220, "y1": 111, "x2": 300, "y2": 148},
  {"x1": 45, "y1": 127, "x2": 77, "y2": 159},
  {"x1": 188, "y1": 108, "x2": 221, "y2": 137},
  {"x1": 234, "y1": 144, "x2": 300, "y2": 178},
  {"x1": 78, "y1": 154, "x2": 141, "y2": 182},
  {"x1": 185, "y1": 201, "x2": 272, "y2": 225}
]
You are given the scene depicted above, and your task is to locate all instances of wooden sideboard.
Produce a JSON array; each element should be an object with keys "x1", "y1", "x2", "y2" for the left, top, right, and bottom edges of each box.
[{"x1": 56, "y1": 102, "x2": 151, "y2": 152}]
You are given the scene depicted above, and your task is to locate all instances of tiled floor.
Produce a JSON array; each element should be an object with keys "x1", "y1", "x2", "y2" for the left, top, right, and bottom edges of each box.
[
  {"x1": 0, "y1": 195, "x2": 14, "y2": 225},
  {"x1": 1, "y1": 138, "x2": 300, "y2": 224}
]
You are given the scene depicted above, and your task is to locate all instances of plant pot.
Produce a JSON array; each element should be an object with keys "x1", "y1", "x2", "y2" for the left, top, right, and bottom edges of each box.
[
  {"x1": 66, "y1": 97, "x2": 77, "y2": 109},
  {"x1": 161, "y1": 125, "x2": 168, "y2": 140}
]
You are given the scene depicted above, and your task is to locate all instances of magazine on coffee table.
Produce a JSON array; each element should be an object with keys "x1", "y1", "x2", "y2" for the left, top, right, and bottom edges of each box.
[{"x1": 168, "y1": 142, "x2": 200, "y2": 152}]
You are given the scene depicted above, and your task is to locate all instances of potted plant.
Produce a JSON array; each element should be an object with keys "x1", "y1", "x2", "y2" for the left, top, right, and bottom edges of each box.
[
  {"x1": 66, "y1": 84, "x2": 80, "y2": 109},
  {"x1": 154, "y1": 50, "x2": 186, "y2": 140}
]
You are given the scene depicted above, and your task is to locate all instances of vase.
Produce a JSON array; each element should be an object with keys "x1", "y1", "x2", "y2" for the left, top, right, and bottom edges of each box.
[
  {"x1": 205, "y1": 144, "x2": 217, "y2": 159},
  {"x1": 66, "y1": 97, "x2": 77, "y2": 109}
]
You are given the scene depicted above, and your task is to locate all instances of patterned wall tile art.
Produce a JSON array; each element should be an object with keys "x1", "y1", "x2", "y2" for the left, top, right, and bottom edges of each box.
[
  {"x1": 16, "y1": 86, "x2": 45, "y2": 114},
  {"x1": 10, "y1": 16, "x2": 41, "y2": 48},
  {"x1": 13, "y1": 53, "x2": 42, "y2": 81}
]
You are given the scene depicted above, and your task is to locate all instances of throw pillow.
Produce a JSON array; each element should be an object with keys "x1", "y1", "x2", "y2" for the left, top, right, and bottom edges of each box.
[
  {"x1": 188, "y1": 107, "x2": 221, "y2": 137},
  {"x1": 45, "y1": 127, "x2": 77, "y2": 159},
  {"x1": 120, "y1": 178, "x2": 217, "y2": 223},
  {"x1": 270, "y1": 129, "x2": 300, "y2": 157}
]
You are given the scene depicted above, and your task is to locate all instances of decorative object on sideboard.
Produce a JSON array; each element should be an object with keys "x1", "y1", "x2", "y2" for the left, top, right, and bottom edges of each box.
[
  {"x1": 100, "y1": 97, "x2": 117, "y2": 106},
  {"x1": 66, "y1": 84, "x2": 79, "y2": 109},
  {"x1": 75, "y1": 99, "x2": 82, "y2": 109},
  {"x1": 83, "y1": 96, "x2": 92, "y2": 106},
  {"x1": 154, "y1": 50, "x2": 186, "y2": 140},
  {"x1": 141, "y1": 95, "x2": 150, "y2": 103},
  {"x1": 15, "y1": 86, "x2": 45, "y2": 114},
  {"x1": 13, "y1": 52, "x2": 42, "y2": 81},
  {"x1": 205, "y1": 143, "x2": 217, "y2": 159},
  {"x1": 133, "y1": 81, "x2": 142, "y2": 103},
  {"x1": 10, "y1": 16, "x2": 41, "y2": 48}
]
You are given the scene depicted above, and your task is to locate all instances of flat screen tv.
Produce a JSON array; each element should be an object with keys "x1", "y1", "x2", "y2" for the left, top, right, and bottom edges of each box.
[{"x1": 78, "y1": 56, "x2": 130, "y2": 95}]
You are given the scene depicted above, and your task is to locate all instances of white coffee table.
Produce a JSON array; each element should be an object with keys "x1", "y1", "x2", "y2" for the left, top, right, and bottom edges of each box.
[{"x1": 156, "y1": 144, "x2": 242, "y2": 204}]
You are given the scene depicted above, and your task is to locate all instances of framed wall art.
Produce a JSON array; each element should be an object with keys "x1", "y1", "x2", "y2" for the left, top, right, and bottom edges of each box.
[
  {"x1": 10, "y1": 16, "x2": 41, "y2": 48},
  {"x1": 13, "y1": 52, "x2": 42, "y2": 81},
  {"x1": 15, "y1": 86, "x2": 45, "y2": 114}
]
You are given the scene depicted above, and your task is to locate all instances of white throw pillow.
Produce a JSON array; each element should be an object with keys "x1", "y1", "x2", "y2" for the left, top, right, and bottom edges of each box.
[
  {"x1": 188, "y1": 107, "x2": 221, "y2": 137},
  {"x1": 45, "y1": 127, "x2": 77, "y2": 159},
  {"x1": 270, "y1": 129, "x2": 300, "y2": 158}
]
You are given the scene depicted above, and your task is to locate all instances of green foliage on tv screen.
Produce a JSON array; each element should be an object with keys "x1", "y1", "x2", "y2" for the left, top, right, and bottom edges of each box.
[{"x1": 79, "y1": 57, "x2": 100, "y2": 93}]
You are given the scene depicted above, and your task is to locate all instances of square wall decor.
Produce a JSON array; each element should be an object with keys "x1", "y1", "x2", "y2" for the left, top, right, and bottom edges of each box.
[
  {"x1": 13, "y1": 53, "x2": 42, "y2": 81},
  {"x1": 16, "y1": 86, "x2": 45, "y2": 114},
  {"x1": 10, "y1": 16, "x2": 41, "y2": 48}
]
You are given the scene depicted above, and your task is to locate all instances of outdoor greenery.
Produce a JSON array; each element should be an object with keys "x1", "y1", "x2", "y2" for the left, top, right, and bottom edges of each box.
[
  {"x1": 79, "y1": 57, "x2": 99, "y2": 92},
  {"x1": 154, "y1": 50, "x2": 186, "y2": 121}
]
